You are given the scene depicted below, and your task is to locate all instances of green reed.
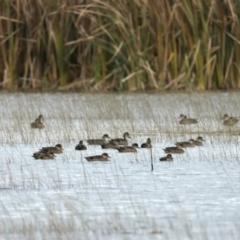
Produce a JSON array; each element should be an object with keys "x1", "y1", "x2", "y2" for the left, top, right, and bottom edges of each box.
[{"x1": 0, "y1": 0, "x2": 240, "y2": 90}]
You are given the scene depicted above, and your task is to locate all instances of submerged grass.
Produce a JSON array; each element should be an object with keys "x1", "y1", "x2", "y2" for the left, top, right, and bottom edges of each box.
[
  {"x1": 0, "y1": 93, "x2": 240, "y2": 239},
  {"x1": 0, "y1": 0, "x2": 240, "y2": 90}
]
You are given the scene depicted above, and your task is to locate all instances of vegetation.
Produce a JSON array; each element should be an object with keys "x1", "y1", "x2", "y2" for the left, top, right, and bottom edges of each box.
[{"x1": 0, "y1": 0, "x2": 240, "y2": 91}]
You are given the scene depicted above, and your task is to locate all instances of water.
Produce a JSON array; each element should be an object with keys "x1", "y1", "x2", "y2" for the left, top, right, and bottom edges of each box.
[{"x1": 0, "y1": 92, "x2": 240, "y2": 239}]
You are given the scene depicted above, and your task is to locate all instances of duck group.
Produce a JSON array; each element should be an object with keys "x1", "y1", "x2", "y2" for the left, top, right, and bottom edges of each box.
[
  {"x1": 31, "y1": 114, "x2": 208, "y2": 162},
  {"x1": 33, "y1": 144, "x2": 64, "y2": 160},
  {"x1": 222, "y1": 114, "x2": 239, "y2": 126},
  {"x1": 160, "y1": 136, "x2": 205, "y2": 161},
  {"x1": 32, "y1": 112, "x2": 239, "y2": 162},
  {"x1": 178, "y1": 113, "x2": 239, "y2": 127}
]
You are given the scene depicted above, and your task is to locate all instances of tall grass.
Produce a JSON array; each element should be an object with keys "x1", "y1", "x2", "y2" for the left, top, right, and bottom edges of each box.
[{"x1": 0, "y1": 0, "x2": 240, "y2": 90}]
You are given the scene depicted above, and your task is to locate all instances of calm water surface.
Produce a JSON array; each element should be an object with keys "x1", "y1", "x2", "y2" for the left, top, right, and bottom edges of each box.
[{"x1": 0, "y1": 92, "x2": 240, "y2": 240}]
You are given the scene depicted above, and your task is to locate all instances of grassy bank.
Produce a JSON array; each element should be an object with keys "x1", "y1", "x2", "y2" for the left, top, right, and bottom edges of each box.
[{"x1": 0, "y1": 0, "x2": 240, "y2": 91}]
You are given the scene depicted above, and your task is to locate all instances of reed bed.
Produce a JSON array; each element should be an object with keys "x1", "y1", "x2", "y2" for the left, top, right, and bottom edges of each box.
[{"x1": 0, "y1": 0, "x2": 240, "y2": 90}]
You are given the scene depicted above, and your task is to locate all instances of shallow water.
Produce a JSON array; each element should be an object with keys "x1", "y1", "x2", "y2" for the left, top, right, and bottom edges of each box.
[{"x1": 0, "y1": 92, "x2": 240, "y2": 239}]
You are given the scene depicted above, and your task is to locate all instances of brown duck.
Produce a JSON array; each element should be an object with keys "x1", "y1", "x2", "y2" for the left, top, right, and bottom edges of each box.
[
  {"x1": 101, "y1": 140, "x2": 119, "y2": 149},
  {"x1": 40, "y1": 144, "x2": 63, "y2": 154},
  {"x1": 87, "y1": 134, "x2": 111, "y2": 145},
  {"x1": 31, "y1": 115, "x2": 44, "y2": 129},
  {"x1": 110, "y1": 132, "x2": 131, "y2": 145},
  {"x1": 175, "y1": 139, "x2": 195, "y2": 148},
  {"x1": 193, "y1": 136, "x2": 205, "y2": 146},
  {"x1": 75, "y1": 140, "x2": 87, "y2": 150},
  {"x1": 85, "y1": 153, "x2": 111, "y2": 162},
  {"x1": 163, "y1": 144, "x2": 184, "y2": 154},
  {"x1": 32, "y1": 151, "x2": 55, "y2": 160},
  {"x1": 117, "y1": 143, "x2": 140, "y2": 153},
  {"x1": 160, "y1": 154, "x2": 173, "y2": 161},
  {"x1": 179, "y1": 114, "x2": 198, "y2": 125},
  {"x1": 141, "y1": 138, "x2": 152, "y2": 148}
]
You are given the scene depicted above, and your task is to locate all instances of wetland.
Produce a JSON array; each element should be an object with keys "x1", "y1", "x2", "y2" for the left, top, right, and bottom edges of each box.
[{"x1": 0, "y1": 92, "x2": 240, "y2": 239}]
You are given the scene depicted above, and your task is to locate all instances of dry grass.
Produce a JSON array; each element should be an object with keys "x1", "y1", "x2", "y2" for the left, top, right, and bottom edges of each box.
[{"x1": 0, "y1": 0, "x2": 240, "y2": 90}]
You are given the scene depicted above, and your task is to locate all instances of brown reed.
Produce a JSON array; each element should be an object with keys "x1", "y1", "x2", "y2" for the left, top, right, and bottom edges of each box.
[{"x1": 0, "y1": 0, "x2": 239, "y2": 90}]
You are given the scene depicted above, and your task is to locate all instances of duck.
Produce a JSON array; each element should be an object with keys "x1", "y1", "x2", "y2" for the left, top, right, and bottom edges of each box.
[
  {"x1": 141, "y1": 138, "x2": 152, "y2": 148},
  {"x1": 163, "y1": 144, "x2": 184, "y2": 154},
  {"x1": 175, "y1": 139, "x2": 195, "y2": 148},
  {"x1": 110, "y1": 132, "x2": 131, "y2": 145},
  {"x1": 179, "y1": 114, "x2": 198, "y2": 124},
  {"x1": 85, "y1": 153, "x2": 111, "y2": 162},
  {"x1": 40, "y1": 144, "x2": 63, "y2": 154},
  {"x1": 193, "y1": 136, "x2": 205, "y2": 146},
  {"x1": 32, "y1": 151, "x2": 55, "y2": 160},
  {"x1": 160, "y1": 154, "x2": 173, "y2": 161},
  {"x1": 101, "y1": 140, "x2": 119, "y2": 149},
  {"x1": 75, "y1": 140, "x2": 87, "y2": 150},
  {"x1": 87, "y1": 134, "x2": 111, "y2": 145},
  {"x1": 31, "y1": 114, "x2": 44, "y2": 129},
  {"x1": 117, "y1": 143, "x2": 140, "y2": 153},
  {"x1": 222, "y1": 114, "x2": 239, "y2": 126}
]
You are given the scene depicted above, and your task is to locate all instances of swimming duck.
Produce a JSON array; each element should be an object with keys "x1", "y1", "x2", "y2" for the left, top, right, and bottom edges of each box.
[
  {"x1": 87, "y1": 134, "x2": 111, "y2": 145},
  {"x1": 179, "y1": 114, "x2": 198, "y2": 125},
  {"x1": 85, "y1": 153, "x2": 111, "y2": 162},
  {"x1": 32, "y1": 151, "x2": 55, "y2": 160},
  {"x1": 141, "y1": 138, "x2": 152, "y2": 148},
  {"x1": 222, "y1": 114, "x2": 239, "y2": 126},
  {"x1": 40, "y1": 144, "x2": 63, "y2": 154},
  {"x1": 75, "y1": 140, "x2": 87, "y2": 150},
  {"x1": 101, "y1": 140, "x2": 119, "y2": 149},
  {"x1": 31, "y1": 115, "x2": 44, "y2": 129},
  {"x1": 193, "y1": 136, "x2": 205, "y2": 146},
  {"x1": 117, "y1": 143, "x2": 140, "y2": 153},
  {"x1": 175, "y1": 139, "x2": 195, "y2": 148},
  {"x1": 163, "y1": 144, "x2": 184, "y2": 154},
  {"x1": 160, "y1": 154, "x2": 173, "y2": 161},
  {"x1": 110, "y1": 132, "x2": 131, "y2": 145}
]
